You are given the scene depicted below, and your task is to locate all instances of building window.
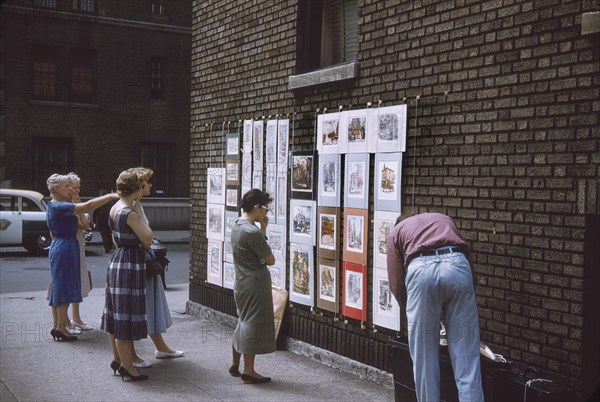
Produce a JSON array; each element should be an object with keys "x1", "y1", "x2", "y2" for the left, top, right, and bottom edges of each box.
[
  {"x1": 32, "y1": 47, "x2": 58, "y2": 100},
  {"x1": 70, "y1": 49, "x2": 95, "y2": 103},
  {"x1": 32, "y1": 138, "x2": 73, "y2": 193},
  {"x1": 72, "y1": 0, "x2": 95, "y2": 13},
  {"x1": 33, "y1": 0, "x2": 56, "y2": 8},
  {"x1": 141, "y1": 143, "x2": 173, "y2": 196},
  {"x1": 152, "y1": 2, "x2": 167, "y2": 16},
  {"x1": 298, "y1": 0, "x2": 358, "y2": 72},
  {"x1": 151, "y1": 57, "x2": 165, "y2": 98}
]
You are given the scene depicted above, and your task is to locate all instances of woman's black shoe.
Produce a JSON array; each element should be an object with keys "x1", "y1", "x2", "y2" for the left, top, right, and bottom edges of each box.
[
  {"x1": 52, "y1": 330, "x2": 77, "y2": 342},
  {"x1": 241, "y1": 374, "x2": 271, "y2": 384},
  {"x1": 228, "y1": 365, "x2": 241, "y2": 377},
  {"x1": 118, "y1": 366, "x2": 149, "y2": 382},
  {"x1": 110, "y1": 361, "x2": 120, "y2": 375}
]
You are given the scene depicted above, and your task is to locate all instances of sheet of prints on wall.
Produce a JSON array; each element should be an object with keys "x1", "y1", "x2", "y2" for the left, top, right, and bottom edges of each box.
[
  {"x1": 223, "y1": 261, "x2": 235, "y2": 290},
  {"x1": 344, "y1": 153, "x2": 370, "y2": 209},
  {"x1": 290, "y1": 151, "x2": 315, "y2": 200},
  {"x1": 340, "y1": 109, "x2": 370, "y2": 154},
  {"x1": 317, "y1": 154, "x2": 341, "y2": 207},
  {"x1": 241, "y1": 119, "x2": 253, "y2": 196},
  {"x1": 277, "y1": 119, "x2": 289, "y2": 173},
  {"x1": 317, "y1": 206, "x2": 339, "y2": 261},
  {"x1": 317, "y1": 258, "x2": 339, "y2": 313},
  {"x1": 373, "y1": 210, "x2": 398, "y2": 269},
  {"x1": 369, "y1": 104, "x2": 407, "y2": 153},
  {"x1": 289, "y1": 199, "x2": 317, "y2": 246},
  {"x1": 227, "y1": 132, "x2": 240, "y2": 160},
  {"x1": 289, "y1": 243, "x2": 314, "y2": 306},
  {"x1": 206, "y1": 203, "x2": 225, "y2": 241},
  {"x1": 316, "y1": 112, "x2": 340, "y2": 154},
  {"x1": 373, "y1": 266, "x2": 400, "y2": 330},
  {"x1": 269, "y1": 262, "x2": 287, "y2": 290},
  {"x1": 207, "y1": 167, "x2": 226, "y2": 205},
  {"x1": 374, "y1": 152, "x2": 402, "y2": 212},
  {"x1": 206, "y1": 239, "x2": 223, "y2": 286},
  {"x1": 252, "y1": 120, "x2": 264, "y2": 190},
  {"x1": 343, "y1": 208, "x2": 369, "y2": 265},
  {"x1": 342, "y1": 262, "x2": 367, "y2": 321}
]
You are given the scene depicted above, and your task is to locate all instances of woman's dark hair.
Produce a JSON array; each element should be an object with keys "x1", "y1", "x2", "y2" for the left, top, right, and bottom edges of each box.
[{"x1": 240, "y1": 189, "x2": 273, "y2": 213}]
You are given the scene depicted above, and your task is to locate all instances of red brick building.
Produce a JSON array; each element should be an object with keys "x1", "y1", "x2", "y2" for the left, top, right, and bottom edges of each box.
[
  {"x1": 0, "y1": 0, "x2": 191, "y2": 197},
  {"x1": 189, "y1": 1, "x2": 599, "y2": 398}
]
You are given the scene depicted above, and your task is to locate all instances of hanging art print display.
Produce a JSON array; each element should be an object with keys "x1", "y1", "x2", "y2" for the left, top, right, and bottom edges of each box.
[
  {"x1": 342, "y1": 262, "x2": 367, "y2": 321},
  {"x1": 227, "y1": 132, "x2": 240, "y2": 159},
  {"x1": 316, "y1": 112, "x2": 340, "y2": 154},
  {"x1": 316, "y1": 258, "x2": 339, "y2": 313},
  {"x1": 266, "y1": 224, "x2": 286, "y2": 263},
  {"x1": 241, "y1": 150, "x2": 252, "y2": 196},
  {"x1": 206, "y1": 203, "x2": 225, "y2": 241},
  {"x1": 225, "y1": 186, "x2": 239, "y2": 210},
  {"x1": 206, "y1": 239, "x2": 223, "y2": 286},
  {"x1": 339, "y1": 109, "x2": 370, "y2": 154},
  {"x1": 277, "y1": 119, "x2": 289, "y2": 173},
  {"x1": 289, "y1": 199, "x2": 316, "y2": 246},
  {"x1": 223, "y1": 235, "x2": 233, "y2": 263},
  {"x1": 290, "y1": 151, "x2": 315, "y2": 199},
  {"x1": 317, "y1": 153, "x2": 341, "y2": 207},
  {"x1": 373, "y1": 210, "x2": 398, "y2": 268},
  {"x1": 252, "y1": 120, "x2": 264, "y2": 190},
  {"x1": 266, "y1": 119, "x2": 278, "y2": 165},
  {"x1": 288, "y1": 243, "x2": 314, "y2": 306},
  {"x1": 276, "y1": 176, "x2": 287, "y2": 226},
  {"x1": 207, "y1": 167, "x2": 226, "y2": 205},
  {"x1": 344, "y1": 153, "x2": 370, "y2": 209},
  {"x1": 268, "y1": 262, "x2": 286, "y2": 290},
  {"x1": 225, "y1": 160, "x2": 239, "y2": 186},
  {"x1": 317, "y1": 206, "x2": 339, "y2": 261},
  {"x1": 342, "y1": 208, "x2": 368, "y2": 265},
  {"x1": 373, "y1": 266, "x2": 400, "y2": 330},
  {"x1": 223, "y1": 261, "x2": 235, "y2": 290},
  {"x1": 368, "y1": 104, "x2": 407, "y2": 153},
  {"x1": 374, "y1": 152, "x2": 402, "y2": 212}
]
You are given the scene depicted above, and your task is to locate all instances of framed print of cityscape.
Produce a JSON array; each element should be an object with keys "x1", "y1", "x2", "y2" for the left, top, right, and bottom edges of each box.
[
  {"x1": 227, "y1": 132, "x2": 240, "y2": 159},
  {"x1": 206, "y1": 203, "x2": 225, "y2": 241},
  {"x1": 207, "y1": 167, "x2": 225, "y2": 205},
  {"x1": 317, "y1": 258, "x2": 339, "y2": 313},
  {"x1": 317, "y1": 153, "x2": 341, "y2": 207},
  {"x1": 289, "y1": 243, "x2": 314, "y2": 307},
  {"x1": 206, "y1": 239, "x2": 223, "y2": 286},
  {"x1": 343, "y1": 208, "x2": 368, "y2": 265},
  {"x1": 291, "y1": 151, "x2": 315, "y2": 199},
  {"x1": 373, "y1": 210, "x2": 398, "y2": 268},
  {"x1": 317, "y1": 206, "x2": 339, "y2": 261},
  {"x1": 225, "y1": 160, "x2": 240, "y2": 186},
  {"x1": 374, "y1": 152, "x2": 402, "y2": 212},
  {"x1": 340, "y1": 109, "x2": 370, "y2": 154},
  {"x1": 373, "y1": 266, "x2": 400, "y2": 331},
  {"x1": 225, "y1": 186, "x2": 239, "y2": 210},
  {"x1": 342, "y1": 262, "x2": 367, "y2": 321},
  {"x1": 316, "y1": 112, "x2": 340, "y2": 154},
  {"x1": 267, "y1": 224, "x2": 286, "y2": 263},
  {"x1": 344, "y1": 153, "x2": 370, "y2": 209},
  {"x1": 369, "y1": 105, "x2": 407, "y2": 153},
  {"x1": 289, "y1": 199, "x2": 316, "y2": 246},
  {"x1": 277, "y1": 119, "x2": 289, "y2": 173},
  {"x1": 266, "y1": 119, "x2": 278, "y2": 165}
]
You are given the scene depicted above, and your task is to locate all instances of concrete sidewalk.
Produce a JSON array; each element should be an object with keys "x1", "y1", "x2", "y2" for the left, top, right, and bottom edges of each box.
[{"x1": 0, "y1": 282, "x2": 394, "y2": 401}]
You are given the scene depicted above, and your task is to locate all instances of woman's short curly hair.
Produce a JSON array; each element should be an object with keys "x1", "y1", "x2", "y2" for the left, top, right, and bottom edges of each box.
[
  {"x1": 115, "y1": 168, "x2": 145, "y2": 196},
  {"x1": 46, "y1": 173, "x2": 68, "y2": 194},
  {"x1": 130, "y1": 167, "x2": 154, "y2": 181}
]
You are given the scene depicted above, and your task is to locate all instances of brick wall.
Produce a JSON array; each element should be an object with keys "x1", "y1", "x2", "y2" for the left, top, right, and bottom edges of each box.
[{"x1": 190, "y1": 0, "x2": 599, "y2": 395}]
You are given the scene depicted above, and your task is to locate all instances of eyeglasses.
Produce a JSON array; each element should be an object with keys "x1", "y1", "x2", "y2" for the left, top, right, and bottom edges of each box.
[{"x1": 259, "y1": 205, "x2": 271, "y2": 212}]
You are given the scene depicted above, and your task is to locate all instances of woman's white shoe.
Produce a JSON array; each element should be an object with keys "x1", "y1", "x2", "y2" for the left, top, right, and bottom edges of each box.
[
  {"x1": 132, "y1": 359, "x2": 153, "y2": 368},
  {"x1": 155, "y1": 350, "x2": 184, "y2": 359}
]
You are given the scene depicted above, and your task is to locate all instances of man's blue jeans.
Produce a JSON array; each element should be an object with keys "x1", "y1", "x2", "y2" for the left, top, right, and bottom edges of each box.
[{"x1": 405, "y1": 249, "x2": 484, "y2": 402}]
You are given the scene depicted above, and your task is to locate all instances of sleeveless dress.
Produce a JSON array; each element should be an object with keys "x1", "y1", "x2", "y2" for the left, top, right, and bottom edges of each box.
[
  {"x1": 46, "y1": 201, "x2": 82, "y2": 306},
  {"x1": 100, "y1": 208, "x2": 147, "y2": 340}
]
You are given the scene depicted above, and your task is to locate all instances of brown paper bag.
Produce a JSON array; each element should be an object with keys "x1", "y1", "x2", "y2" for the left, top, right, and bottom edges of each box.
[{"x1": 272, "y1": 286, "x2": 288, "y2": 339}]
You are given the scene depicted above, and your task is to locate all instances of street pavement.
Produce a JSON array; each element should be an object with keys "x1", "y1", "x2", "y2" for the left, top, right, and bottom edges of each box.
[{"x1": 0, "y1": 231, "x2": 394, "y2": 401}]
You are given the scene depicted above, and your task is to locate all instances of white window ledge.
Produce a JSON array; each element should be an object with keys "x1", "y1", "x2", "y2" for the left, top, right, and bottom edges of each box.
[{"x1": 288, "y1": 61, "x2": 359, "y2": 90}]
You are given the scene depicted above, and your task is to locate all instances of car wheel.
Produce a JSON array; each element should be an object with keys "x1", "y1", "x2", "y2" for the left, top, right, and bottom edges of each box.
[{"x1": 24, "y1": 234, "x2": 52, "y2": 254}]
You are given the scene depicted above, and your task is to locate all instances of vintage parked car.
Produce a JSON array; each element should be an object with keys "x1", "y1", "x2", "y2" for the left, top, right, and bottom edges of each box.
[{"x1": 0, "y1": 189, "x2": 51, "y2": 253}]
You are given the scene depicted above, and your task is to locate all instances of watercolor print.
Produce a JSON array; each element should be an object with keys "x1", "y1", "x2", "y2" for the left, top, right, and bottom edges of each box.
[
  {"x1": 223, "y1": 262, "x2": 235, "y2": 289},
  {"x1": 269, "y1": 263, "x2": 286, "y2": 290},
  {"x1": 226, "y1": 187, "x2": 238, "y2": 208},
  {"x1": 377, "y1": 160, "x2": 398, "y2": 201},
  {"x1": 276, "y1": 176, "x2": 287, "y2": 225},
  {"x1": 266, "y1": 120, "x2": 277, "y2": 164},
  {"x1": 206, "y1": 239, "x2": 223, "y2": 286},
  {"x1": 226, "y1": 161, "x2": 239, "y2": 185},
  {"x1": 241, "y1": 151, "x2": 252, "y2": 195},
  {"x1": 291, "y1": 154, "x2": 313, "y2": 193},
  {"x1": 290, "y1": 199, "x2": 316, "y2": 245},
  {"x1": 373, "y1": 267, "x2": 400, "y2": 330},
  {"x1": 319, "y1": 262, "x2": 336, "y2": 303},
  {"x1": 227, "y1": 132, "x2": 240, "y2": 158},
  {"x1": 319, "y1": 213, "x2": 336, "y2": 250},
  {"x1": 253, "y1": 120, "x2": 264, "y2": 168},
  {"x1": 347, "y1": 160, "x2": 366, "y2": 199},
  {"x1": 345, "y1": 270, "x2": 363, "y2": 309},
  {"x1": 373, "y1": 210, "x2": 397, "y2": 268},
  {"x1": 346, "y1": 215, "x2": 364, "y2": 254},
  {"x1": 225, "y1": 210, "x2": 238, "y2": 236},
  {"x1": 369, "y1": 105, "x2": 407, "y2": 153},
  {"x1": 243, "y1": 119, "x2": 253, "y2": 153},
  {"x1": 277, "y1": 119, "x2": 289, "y2": 173},
  {"x1": 206, "y1": 203, "x2": 224, "y2": 241},
  {"x1": 207, "y1": 167, "x2": 225, "y2": 205},
  {"x1": 347, "y1": 115, "x2": 366, "y2": 146},
  {"x1": 317, "y1": 154, "x2": 341, "y2": 207},
  {"x1": 291, "y1": 247, "x2": 311, "y2": 296},
  {"x1": 224, "y1": 235, "x2": 233, "y2": 263},
  {"x1": 317, "y1": 113, "x2": 339, "y2": 154},
  {"x1": 267, "y1": 224, "x2": 285, "y2": 262}
]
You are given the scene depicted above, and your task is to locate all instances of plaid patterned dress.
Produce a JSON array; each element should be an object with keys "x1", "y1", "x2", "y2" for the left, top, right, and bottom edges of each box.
[{"x1": 100, "y1": 208, "x2": 147, "y2": 340}]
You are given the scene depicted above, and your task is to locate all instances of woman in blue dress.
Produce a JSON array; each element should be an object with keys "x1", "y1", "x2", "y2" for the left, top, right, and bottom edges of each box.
[{"x1": 46, "y1": 174, "x2": 119, "y2": 341}]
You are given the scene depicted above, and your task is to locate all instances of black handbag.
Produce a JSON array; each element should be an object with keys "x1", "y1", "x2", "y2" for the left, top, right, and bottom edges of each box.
[{"x1": 145, "y1": 249, "x2": 169, "y2": 279}]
